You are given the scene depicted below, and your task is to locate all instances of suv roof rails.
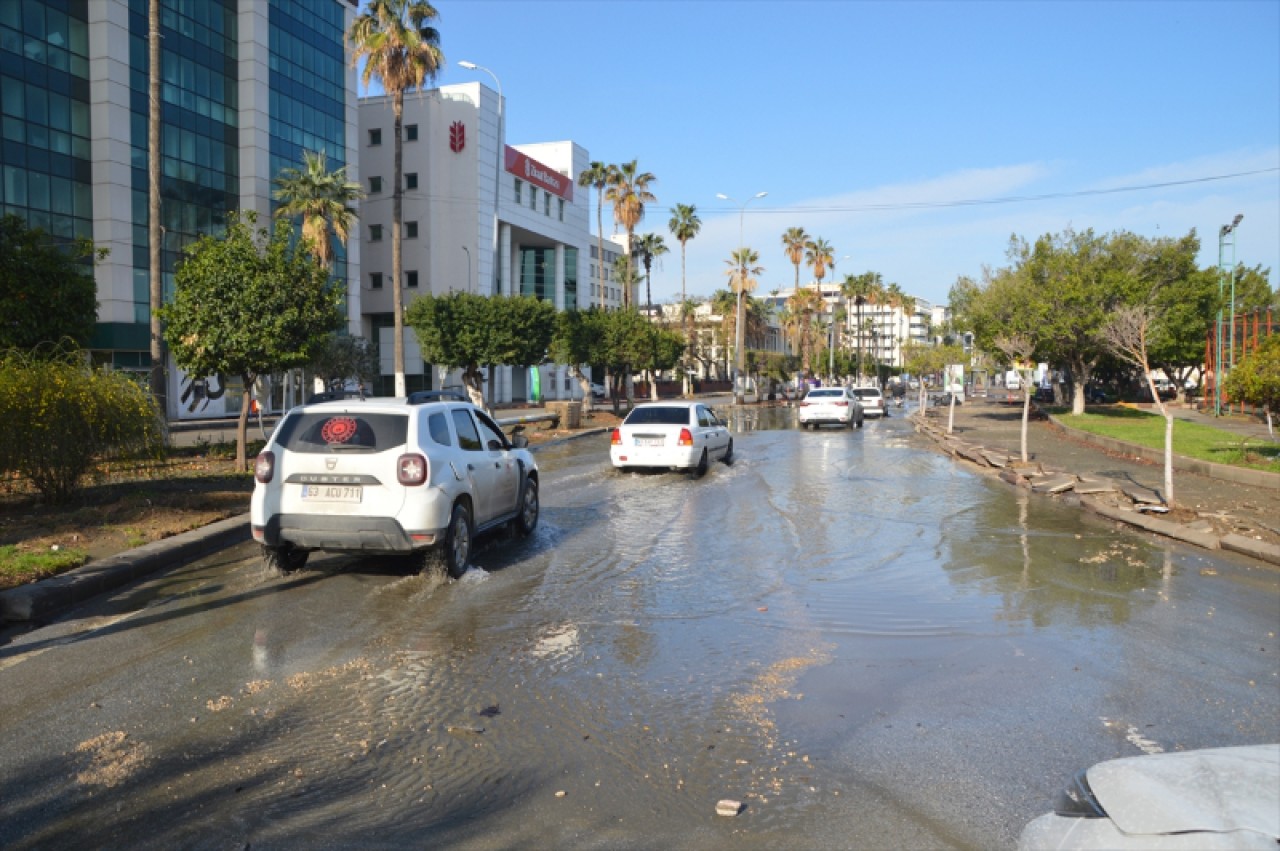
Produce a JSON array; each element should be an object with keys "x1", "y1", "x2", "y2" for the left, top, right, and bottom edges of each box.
[
  {"x1": 407, "y1": 390, "x2": 470, "y2": 405},
  {"x1": 306, "y1": 390, "x2": 366, "y2": 404}
]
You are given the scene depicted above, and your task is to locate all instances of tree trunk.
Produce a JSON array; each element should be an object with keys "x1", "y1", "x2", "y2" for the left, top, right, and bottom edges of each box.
[
  {"x1": 1068, "y1": 357, "x2": 1092, "y2": 415},
  {"x1": 1020, "y1": 386, "x2": 1031, "y2": 463},
  {"x1": 236, "y1": 382, "x2": 253, "y2": 473},
  {"x1": 1163, "y1": 410, "x2": 1175, "y2": 506},
  {"x1": 463, "y1": 365, "x2": 487, "y2": 411},
  {"x1": 392, "y1": 95, "x2": 406, "y2": 397},
  {"x1": 148, "y1": 0, "x2": 166, "y2": 422}
]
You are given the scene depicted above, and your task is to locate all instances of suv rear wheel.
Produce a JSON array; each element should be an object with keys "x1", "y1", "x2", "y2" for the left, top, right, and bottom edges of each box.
[
  {"x1": 263, "y1": 543, "x2": 308, "y2": 576},
  {"x1": 512, "y1": 477, "x2": 539, "y2": 537},
  {"x1": 441, "y1": 502, "x2": 473, "y2": 578}
]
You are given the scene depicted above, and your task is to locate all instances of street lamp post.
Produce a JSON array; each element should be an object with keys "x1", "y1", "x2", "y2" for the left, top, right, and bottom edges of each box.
[
  {"x1": 458, "y1": 61, "x2": 503, "y2": 296},
  {"x1": 1214, "y1": 214, "x2": 1243, "y2": 416},
  {"x1": 716, "y1": 191, "x2": 767, "y2": 405}
]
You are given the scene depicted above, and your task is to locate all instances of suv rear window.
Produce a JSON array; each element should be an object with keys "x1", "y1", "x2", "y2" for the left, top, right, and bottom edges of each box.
[
  {"x1": 853, "y1": 389, "x2": 881, "y2": 398},
  {"x1": 625, "y1": 407, "x2": 691, "y2": 426},
  {"x1": 273, "y1": 412, "x2": 409, "y2": 453}
]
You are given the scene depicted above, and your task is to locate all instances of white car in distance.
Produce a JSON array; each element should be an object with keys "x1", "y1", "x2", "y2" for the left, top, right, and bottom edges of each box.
[
  {"x1": 610, "y1": 402, "x2": 733, "y2": 476},
  {"x1": 852, "y1": 387, "x2": 887, "y2": 418},
  {"x1": 798, "y1": 387, "x2": 865, "y2": 429}
]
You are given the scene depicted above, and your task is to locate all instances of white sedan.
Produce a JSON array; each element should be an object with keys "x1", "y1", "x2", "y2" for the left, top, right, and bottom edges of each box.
[
  {"x1": 610, "y1": 402, "x2": 733, "y2": 475},
  {"x1": 798, "y1": 387, "x2": 864, "y2": 429}
]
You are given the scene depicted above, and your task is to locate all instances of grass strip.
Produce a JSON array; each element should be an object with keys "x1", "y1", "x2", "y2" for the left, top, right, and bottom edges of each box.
[
  {"x1": 0, "y1": 544, "x2": 90, "y2": 590},
  {"x1": 1058, "y1": 408, "x2": 1279, "y2": 472}
]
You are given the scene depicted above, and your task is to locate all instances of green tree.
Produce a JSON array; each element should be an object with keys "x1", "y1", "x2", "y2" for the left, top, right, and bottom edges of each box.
[
  {"x1": 273, "y1": 149, "x2": 364, "y2": 270},
  {"x1": 577, "y1": 161, "x2": 615, "y2": 307},
  {"x1": 597, "y1": 307, "x2": 657, "y2": 414},
  {"x1": 0, "y1": 215, "x2": 100, "y2": 352},
  {"x1": 0, "y1": 350, "x2": 165, "y2": 504},
  {"x1": 842, "y1": 271, "x2": 883, "y2": 382},
  {"x1": 1144, "y1": 233, "x2": 1219, "y2": 401},
  {"x1": 161, "y1": 212, "x2": 343, "y2": 471},
  {"x1": 308, "y1": 335, "x2": 379, "y2": 393},
  {"x1": 604, "y1": 159, "x2": 657, "y2": 308},
  {"x1": 804, "y1": 237, "x2": 835, "y2": 291},
  {"x1": 1223, "y1": 335, "x2": 1280, "y2": 437},
  {"x1": 726, "y1": 247, "x2": 763, "y2": 400},
  {"x1": 550, "y1": 307, "x2": 607, "y2": 411},
  {"x1": 349, "y1": 0, "x2": 444, "y2": 397},
  {"x1": 405, "y1": 292, "x2": 557, "y2": 410},
  {"x1": 1229, "y1": 263, "x2": 1277, "y2": 313},
  {"x1": 668, "y1": 203, "x2": 701, "y2": 395},
  {"x1": 633, "y1": 232, "x2": 669, "y2": 312}
]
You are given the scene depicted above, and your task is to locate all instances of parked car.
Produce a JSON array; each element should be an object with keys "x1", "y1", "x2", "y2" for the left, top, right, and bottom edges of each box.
[
  {"x1": 798, "y1": 387, "x2": 864, "y2": 429},
  {"x1": 609, "y1": 401, "x2": 733, "y2": 476},
  {"x1": 1019, "y1": 744, "x2": 1280, "y2": 850},
  {"x1": 851, "y1": 387, "x2": 887, "y2": 418},
  {"x1": 251, "y1": 393, "x2": 539, "y2": 578},
  {"x1": 591, "y1": 382, "x2": 607, "y2": 400}
]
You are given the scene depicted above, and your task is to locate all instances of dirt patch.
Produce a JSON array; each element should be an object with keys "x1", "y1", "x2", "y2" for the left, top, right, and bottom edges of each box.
[{"x1": 73, "y1": 731, "x2": 149, "y2": 788}]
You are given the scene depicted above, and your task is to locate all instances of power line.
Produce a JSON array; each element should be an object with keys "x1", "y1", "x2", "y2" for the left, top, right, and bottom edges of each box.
[{"x1": 693, "y1": 167, "x2": 1280, "y2": 215}]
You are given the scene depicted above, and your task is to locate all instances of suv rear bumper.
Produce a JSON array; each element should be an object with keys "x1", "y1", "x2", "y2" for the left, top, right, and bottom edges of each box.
[{"x1": 257, "y1": 514, "x2": 440, "y2": 553}]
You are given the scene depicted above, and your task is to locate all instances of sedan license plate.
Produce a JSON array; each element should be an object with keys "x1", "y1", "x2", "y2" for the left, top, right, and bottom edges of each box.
[
  {"x1": 635, "y1": 437, "x2": 664, "y2": 447},
  {"x1": 301, "y1": 484, "x2": 363, "y2": 503}
]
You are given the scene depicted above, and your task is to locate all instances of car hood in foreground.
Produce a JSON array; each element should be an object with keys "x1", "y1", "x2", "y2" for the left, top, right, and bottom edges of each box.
[{"x1": 1089, "y1": 744, "x2": 1279, "y2": 837}]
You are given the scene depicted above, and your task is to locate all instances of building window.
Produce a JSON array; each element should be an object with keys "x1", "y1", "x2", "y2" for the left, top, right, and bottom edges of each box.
[
  {"x1": 558, "y1": 199, "x2": 565, "y2": 221},
  {"x1": 406, "y1": 221, "x2": 418, "y2": 239},
  {"x1": 514, "y1": 178, "x2": 522, "y2": 204},
  {"x1": 406, "y1": 271, "x2": 419, "y2": 289},
  {"x1": 369, "y1": 175, "x2": 382, "y2": 194},
  {"x1": 405, "y1": 124, "x2": 418, "y2": 142},
  {"x1": 370, "y1": 272, "x2": 383, "y2": 289},
  {"x1": 370, "y1": 224, "x2": 383, "y2": 242},
  {"x1": 545, "y1": 194, "x2": 551, "y2": 216},
  {"x1": 369, "y1": 128, "x2": 381, "y2": 146},
  {"x1": 529, "y1": 187, "x2": 537, "y2": 210}
]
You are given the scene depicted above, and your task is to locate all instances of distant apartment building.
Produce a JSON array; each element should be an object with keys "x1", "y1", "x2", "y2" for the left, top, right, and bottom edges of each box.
[
  {"x1": 0, "y1": 0, "x2": 361, "y2": 419},
  {"x1": 762, "y1": 284, "x2": 934, "y2": 371},
  {"x1": 358, "y1": 82, "x2": 598, "y2": 402}
]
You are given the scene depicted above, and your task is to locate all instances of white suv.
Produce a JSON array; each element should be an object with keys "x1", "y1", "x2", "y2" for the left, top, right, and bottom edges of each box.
[
  {"x1": 251, "y1": 394, "x2": 539, "y2": 577},
  {"x1": 851, "y1": 387, "x2": 886, "y2": 417}
]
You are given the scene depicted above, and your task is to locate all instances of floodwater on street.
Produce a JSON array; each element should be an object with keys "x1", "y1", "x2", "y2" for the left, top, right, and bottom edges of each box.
[{"x1": 1, "y1": 406, "x2": 1277, "y2": 850}]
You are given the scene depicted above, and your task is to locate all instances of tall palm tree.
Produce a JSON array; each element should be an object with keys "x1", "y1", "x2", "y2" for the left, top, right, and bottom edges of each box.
[
  {"x1": 804, "y1": 237, "x2": 835, "y2": 291},
  {"x1": 577, "y1": 161, "x2": 614, "y2": 307},
  {"x1": 787, "y1": 286, "x2": 823, "y2": 376},
  {"x1": 781, "y1": 227, "x2": 809, "y2": 291},
  {"x1": 726, "y1": 247, "x2": 763, "y2": 388},
  {"x1": 348, "y1": 0, "x2": 444, "y2": 397},
  {"x1": 669, "y1": 203, "x2": 701, "y2": 395},
  {"x1": 273, "y1": 150, "x2": 364, "y2": 269},
  {"x1": 633, "y1": 232, "x2": 668, "y2": 311},
  {"x1": 842, "y1": 271, "x2": 881, "y2": 382},
  {"x1": 604, "y1": 159, "x2": 656, "y2": 309}
]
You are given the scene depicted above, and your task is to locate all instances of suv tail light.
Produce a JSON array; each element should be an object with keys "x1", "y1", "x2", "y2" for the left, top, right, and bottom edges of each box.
[
  {"x1": 398, "y1": 453, "x2": 429, "y2": 486},
  {"x1": 254, "y1": 451, "x2": 275, "y2": 484},
  {"x1": 610, "y1": 428, "x2": 621, "y2": 445},
  {"x1": 678, "y1": 428, "x2": 693, "y2": 446}
]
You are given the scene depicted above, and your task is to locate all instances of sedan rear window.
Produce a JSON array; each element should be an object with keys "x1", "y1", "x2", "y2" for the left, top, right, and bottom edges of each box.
[
  {"x1": 808, "y1": 389, "x2": 842, "y2": 398},
  {"x1": 624, "y1": 407, "x2": 691, "y2": 426},
  {"x1": 273, "y1": 412, "x2": 408, "y2": 453}
]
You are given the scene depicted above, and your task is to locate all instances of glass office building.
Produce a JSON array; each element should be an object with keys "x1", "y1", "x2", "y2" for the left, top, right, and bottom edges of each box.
[{"x1": 0, "y1": 0, "x2": 359, "y2": 418}]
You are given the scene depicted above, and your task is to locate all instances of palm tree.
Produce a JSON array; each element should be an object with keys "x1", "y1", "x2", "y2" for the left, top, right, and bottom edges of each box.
[
  {"x1": 781, "y1": 227, "x2": 809, "y2": 292},
  {"x1": 804, "y1": 237, "x2": 835, "y2": 291},
  {"x1": 273, "y1": 150, "x2": 363, "y2": 269},
  {"x1": 633, "y1": 232, "x2": 669, "y2": 311},
  {"x1": 787, "y1": 286, "x2": 823, "y2": 376},
  {"x1": 577, "y1": 161, "x2": 614, "y2": 307},
  {"x1": 668, "y1": 203, "x2": 701, "y2": 395},
  {"x1": 726, "y1": 247, "x2": 763, "y2": 391},
  {"x1": 348, "y1": 0, "x2": 444, "y2": 397},
  {"x1": 842, "y1": 271, "x2": 881, "y2": 382},
  {"x1": 604, "y1": 159, "x2": 657, "y2": 309}
]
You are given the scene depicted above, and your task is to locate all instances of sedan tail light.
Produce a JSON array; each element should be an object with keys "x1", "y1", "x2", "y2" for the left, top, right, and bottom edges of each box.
[
  {"x1": 398, "y1": 453, "x2": 429, "y2": 486},
  {"x1": 254, "y1": 451, "x2": 275, "y2": 484},
  {"x1": 610, "y1": 428, "x2": 621, "y2": 445},
  {"x1": 836, "y1": 401, "x2": 848, "y2": 407},
  {"x1": 678, "y1": 428, "x2": 693, "y2": 446}
]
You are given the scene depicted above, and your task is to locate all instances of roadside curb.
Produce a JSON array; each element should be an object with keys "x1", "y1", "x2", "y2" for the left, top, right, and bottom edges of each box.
[
  {"x1": 912, "y1": 413, "x2": 1280, "y2": 567},
  {"x1": 0, "y1": 514, "x2": 251, "y2": 625}
]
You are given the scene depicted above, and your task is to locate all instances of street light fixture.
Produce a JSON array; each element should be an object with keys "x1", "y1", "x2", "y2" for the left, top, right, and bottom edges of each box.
[
  {"x1": 717, "y1": 191, "x2": 767, "y2": 405},
  {"x1": 1214, "y1": 213, "x2": 1243, "y2": 416},
  {"x1": 458, "y1": 61, "x2": 503, "y2": 297}
]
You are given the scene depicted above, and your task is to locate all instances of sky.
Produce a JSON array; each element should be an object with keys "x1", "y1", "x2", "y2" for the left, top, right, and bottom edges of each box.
[{"x1": 383, "y1": 0, "x2": 1279, "y2": 309}]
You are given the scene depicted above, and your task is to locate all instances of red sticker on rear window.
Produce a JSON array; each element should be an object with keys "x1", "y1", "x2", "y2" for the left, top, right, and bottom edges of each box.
[{"x1": 320, "y1": 416, "x2": 358, "y2": 444}]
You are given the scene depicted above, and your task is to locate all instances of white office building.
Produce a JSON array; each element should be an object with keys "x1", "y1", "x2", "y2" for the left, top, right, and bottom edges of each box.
[{"x1": 358, "y1": 83, "x2": 601, "y2": 403}]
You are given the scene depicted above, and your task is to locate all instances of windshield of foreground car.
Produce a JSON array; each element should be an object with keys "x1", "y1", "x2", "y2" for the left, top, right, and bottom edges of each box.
[
  {"x1": 273, "y1": 412, "x2": 409, "y2": 453},
  {"x1": 624, "y1": 407, "x2": 692, "y2": 426}
]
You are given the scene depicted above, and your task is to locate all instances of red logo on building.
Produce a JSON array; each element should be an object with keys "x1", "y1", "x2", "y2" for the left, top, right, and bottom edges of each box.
[{"x1": 449, "y1": 120, "x2": 465, "y2": 153}]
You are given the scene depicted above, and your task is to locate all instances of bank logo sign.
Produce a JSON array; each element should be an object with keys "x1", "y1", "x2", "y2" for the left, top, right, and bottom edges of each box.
[
  {"x1": 504, "y1": 146, "x2": 573, "y2": 201},
  {"x1": 449, "y1": 120, "x2": 465, "y2": 153}
]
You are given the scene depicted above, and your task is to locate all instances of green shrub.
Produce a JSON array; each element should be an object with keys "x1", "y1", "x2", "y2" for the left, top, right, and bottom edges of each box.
[{"x1": 0, "y1": 351, "x2": 165, "y2": 503}]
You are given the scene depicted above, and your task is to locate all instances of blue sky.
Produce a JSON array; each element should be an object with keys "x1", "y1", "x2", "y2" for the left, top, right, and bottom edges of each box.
[{"x1": 399, "y1": 0, "x2": 1280, "y2": 308}]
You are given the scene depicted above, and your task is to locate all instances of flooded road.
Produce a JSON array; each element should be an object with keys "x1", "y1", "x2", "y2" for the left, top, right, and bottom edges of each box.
[{"x1": 2, "y1": 408, "x2": 1277, "y2": 849}]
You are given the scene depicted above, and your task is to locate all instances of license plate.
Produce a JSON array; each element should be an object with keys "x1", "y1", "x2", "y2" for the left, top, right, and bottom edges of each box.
[
  {"x1": 635, "y1": 437, "x2": 664, "y2": 447},
  {"x1": 301, "y1": 484, "x2": 363, "y2": 503}
]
